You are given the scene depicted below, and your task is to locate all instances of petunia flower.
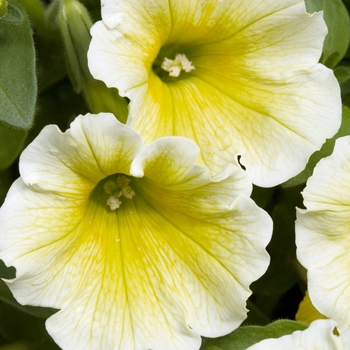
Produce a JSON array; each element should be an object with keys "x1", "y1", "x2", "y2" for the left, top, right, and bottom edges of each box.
[
  {"x1": 0, "y1": 113, "x2": 272, "y2": 350},
  {"x1": 88, "y1": 0, "x2": 341, "y2": 187},
  {"x1": 246, "y1": 319, "x2": 350, "y2": 349},
  {"x1": 296, "y1": 136, "x2": 350, "y2": 332}
]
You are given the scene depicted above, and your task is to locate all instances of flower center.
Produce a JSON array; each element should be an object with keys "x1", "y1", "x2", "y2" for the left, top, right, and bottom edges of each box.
[
  {"x1": 103, "y1": 175, "x2": 135, "y2": 210},
  {"x1": 161, "y1": 53, "x2": 195, "y2": 77}
]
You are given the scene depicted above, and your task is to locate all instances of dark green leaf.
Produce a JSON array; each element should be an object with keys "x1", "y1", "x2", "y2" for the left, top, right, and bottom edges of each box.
[
  {"x1": 0, "y1": 260, "x2": 15, "y2": 280},
  {"x1": 251, "y1": 186, "x2": 275, "y2": 210},
  {"x1": 0, "y1": 303, "x2": 46, "y2": 342},
  {"x1": 204, "y1": 320, "x2": 307, "y2": 350},
  {"x1": 0, "y1": 169, "x2": 14, "y2": 206},
  {"x1": 0, "y1": 0, "x2": 37, "y2": 129},
  {"x1": 36, "y1": 33, "x2": 67, "y2": 92},
  {"x1": 0, "y1": 302, "x2": 60, "y2": 349},
  {"x1": 305, "y1": 0, "x2": 350, "y2": 67},
  {"x1": 0, "y1": 122, "x2": 27, "y2": 171},
  {"x1": 251, "y1": 186, "x2": 304, "y2": 296},
  {"x1": 0, "y1": 340, "x2": 38, "y2": 350},
  {"x1": 1, "y1": 3, "x2": 22, "y2": 23},
  {"x1": 26, "y1": 79, "x2": 88, "y2": 147},
  {"x1": 334, "y1": 65, "x2": 350, "y2": 84},
  {"x1": 17, "y1": 0, "x2": 46, "y2": 32},
  {"x1": 242, "y1": 300, "x2": 271, "y2": 326},
  {"x1": 33, "y1": 0, "x2": 67, "y2": 92}
]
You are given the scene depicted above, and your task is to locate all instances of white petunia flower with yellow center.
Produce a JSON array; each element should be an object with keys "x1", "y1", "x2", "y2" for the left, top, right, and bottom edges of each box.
[
  {"x1": 0, "y1": 113, "x2": 272, "y2": 350},
  {"x1": 296, "y1": 136, "x2": 350, "y2": 333},
  {"x1": 246, "y1": 320, "x2": 350, "y2": 349},
  {"x1": 88, "y1": 0, "x2": 341, "y2": 187}
]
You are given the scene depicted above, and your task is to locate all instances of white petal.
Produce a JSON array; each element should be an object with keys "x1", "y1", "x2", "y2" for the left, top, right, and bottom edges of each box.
[
  {"x1": 296, "y1": 136, "x2": 350, "y2": 331},
  {"x1": 20, "y1": 113, "x2": 142, "y2": 194}
]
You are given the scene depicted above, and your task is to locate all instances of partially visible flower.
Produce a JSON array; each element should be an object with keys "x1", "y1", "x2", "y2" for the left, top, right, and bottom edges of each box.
[
  {"x1": 296, "y1": 136, "x2": 350, "y2": 332},
  {"x1": 88, "y1": 0, "x2": 341, "y2": 187},
  {"x1": 246, "y1": 320, "x2": 350, "y2": 349},
  {"x1": 0, "y1": 113, "x2": 272, "y2": 350}
]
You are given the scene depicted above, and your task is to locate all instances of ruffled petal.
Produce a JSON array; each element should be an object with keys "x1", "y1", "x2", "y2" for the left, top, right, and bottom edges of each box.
[
  {"x1": 296, "y1": 136, "x2": 350, "y2": 332},
  {"x1": 20, "y1": 113, "x2": 142, "y2": 194}
]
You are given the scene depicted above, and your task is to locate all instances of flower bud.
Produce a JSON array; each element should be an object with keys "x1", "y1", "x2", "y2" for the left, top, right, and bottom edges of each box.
[
  {"x1": 58, "y1": 0, "x2": 129, "y2": 122},
  {"x1": 58, "y1": 0, "x2": 92, "y2": 93}
]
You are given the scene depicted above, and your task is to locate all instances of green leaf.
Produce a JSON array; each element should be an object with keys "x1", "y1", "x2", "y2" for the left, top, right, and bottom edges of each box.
[
  {"x1": 36, "y1": 33, "x2": 67, "y2": 92},
  {"x1": 1, "y1": 2, "x2": 22, "y2": 23},
  {"x1": 0, "y1": 340, "x2": 37, "y2": 350},
  {"x1": 251, "y1": 186, "x2": 275, "y2": 210},
  {"x1": 334, "y1": 65, "x2": 350, "y2": 84},
  {"x1": 0, "y1": 122, "x2": 27, "y2": 171},
  {"x1": 17, "y1": 0, "x2": 45, "y2": 32},
  {"x1": 203, "y1": 320, "x2": 307, "y2": 350},
  {"x1": 0, "y1": 169, "x2": 13, "y2": 206},
  {"x1": 242, "y1": 300, "x2": 271, "y2": 326},
  {"x1": 0, "y1": 302, "x2": 60, "y2": 349},
  {"x1": 25, "y1": 79, "x2": 88, "y2": 147},
  {"x1": 0, "y1": 260, "x2": 15, "y2": 280},
  {"x1": 32, "y1": 0, "x2": 68, "y2": 92},
  {"x1": 305, "y1": 0, "x2": 350, "y2": 67},
  {"x1": 0, "y1": 303, "x2": 45, "y2": 342},
  {"x1": 282, "y1": 105, "x2": 350, "y2": 187},
  {"x1": 0, "y1": 0, "x2": 37, "y2": 129}
]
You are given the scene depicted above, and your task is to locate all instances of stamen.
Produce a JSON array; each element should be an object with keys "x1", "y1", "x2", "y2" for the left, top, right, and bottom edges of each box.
[
  {"x1": 122, "y1": 186, "x2": 135, "y2": 199},
  {"x1": 177, "y1": 54, "x2": 195, "y2": 73},
  {"x1": 104, "y1": 175, "x2": 136, "y2": 210},
  {"x1": 116, "y1": 175, "x2": 131, "y2": 187},
  {"x1": 103, "y1": 180, "x2": 117, "y2": 195},
  {"x1": 107, "y1": 196, "x2": 122, "y2": 210},
  {"x1": 161, "y1": 53, "x2": 195, "y2": 77}
]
